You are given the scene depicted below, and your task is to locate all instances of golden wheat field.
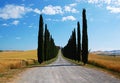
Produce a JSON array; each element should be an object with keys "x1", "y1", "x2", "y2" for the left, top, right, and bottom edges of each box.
[
  {"x1": 0, "y1": 50, "x2": 37, "y2": 73},
  {"x1": 88, "y1": 53, "x2": 120, "y2": 73}
]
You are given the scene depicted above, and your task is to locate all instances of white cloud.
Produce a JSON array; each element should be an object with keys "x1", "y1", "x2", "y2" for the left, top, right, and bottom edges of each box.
[
  {"x1": 0, "y1": 4, "x2": 32, "y2": 19},
  {"x1": 62, "y1": 16, "x2": 76, "y2": 21},
  {"x1": 114, "y1": 0, "x2": 120, "y2": 6},
  {"x1": 12, "y1": 20, "x2": 19, "y2": 25},
  {"x1": 88, "y1": 0, "x2": 99, "y2": 4},
  {"x1": 83, "y1": 0, "x2": 120, "y2": 14},
  {"x1": 42, "y1": 5, "x2": 63, "y2": 15},
  {"x1": 34, "y1": 8, "x2": 41, "y2": 14},
  {"x1": 87, "y1": 0, "x2": 120, "y2": 5},
  {"x1": 16, "y1": 37, "x2": 21, "y2": 40},
  {"x1": 106, "y1": 6, "x2": 120, "y2": 13},
  {"x1": 69, "y1": 3, "x2": 77, "y2": 7},
  {"x1": 87, "y1": 0, "x2": 120, "y2": 6},
  {"x1": 2, "y1": 23, "x2": 8, "y2": 26},
  {"x1": 46, "y1": 18, "x2": 59, "y2": 22},
  {"x1": 64, "y1": 3, "x2": 79, "y2": 13},
  {"x1": 46, "y1": 18, "x2": 52, "y2": 21},
  {"x1": 28, "y1": 25, "x2": 33, "y2": 28}
]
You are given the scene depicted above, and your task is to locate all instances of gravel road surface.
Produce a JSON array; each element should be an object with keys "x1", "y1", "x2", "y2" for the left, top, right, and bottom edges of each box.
[{"x1": 12, "y1": 50, "x2": 120, "y2": 83}]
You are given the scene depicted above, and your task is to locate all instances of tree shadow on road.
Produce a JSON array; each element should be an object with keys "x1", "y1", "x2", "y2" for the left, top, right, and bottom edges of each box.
[
  {"x1": 40, "y1": 63, "x2": 82, "y2": 67},
  {"x1": 29, "y1": 63, "x2": 82, "y2": 68}
]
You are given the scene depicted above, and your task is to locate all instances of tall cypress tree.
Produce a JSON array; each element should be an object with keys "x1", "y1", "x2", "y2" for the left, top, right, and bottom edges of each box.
[
  {"x1": 37, "y1": 14, "x2": 44, "y2": 64},
  {"x1": 46, "y1": 28, "x2": 50, "y2": 60},
  {"x1": 77, "y1": 22, "x2": 81, "y2": 62},
  {"x1": 82, "y1": 9, "x2": 88, "y2": 65},
  {"x1": 44, "y1": 24, "x2": 47, "y2": 61},
  {"x1": 73, "y1": 29, "x2": 77, "y2": 61}
]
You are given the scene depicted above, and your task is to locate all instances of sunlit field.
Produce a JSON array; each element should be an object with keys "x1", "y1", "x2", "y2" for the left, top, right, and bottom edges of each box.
[
  {"x1": 88, "y1": 53, "x2": 120, "y2": 73},
  {"x1": 0, "y1": 50, "x2": 37, "y2": 73}
]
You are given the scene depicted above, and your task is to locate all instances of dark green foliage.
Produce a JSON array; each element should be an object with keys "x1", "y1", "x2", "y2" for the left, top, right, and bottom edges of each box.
[
  {"x1": 62, "y1": 29, "x2": 77, "y2": 61},
  {"x1": 44, "y1": 24, "x2": 48, "y2": 61},
  {"x1": 82, "y1": 9, "x2": 88, "y2": 65},
  {"x1": 77, "y1": 22, "x2": 81, "y2": 62},
  {"x1": 44, "y1": 29, "x2": 59, "y2": 61},
  {"x1": 73, "y1": 29, "x2": 77, "y2": 61},
  {"x1": 62, "y1": 9, "x2": 88, "y2": 64},
  {"x1": 37, "y1": 14, "x2": 44, "y2": 64},
  {"x1": 0, "y1": 50, "x2": 3, "y2": 52},
  {"x1": 38, "y1": 15, "x2": 59, "y2": 64}
]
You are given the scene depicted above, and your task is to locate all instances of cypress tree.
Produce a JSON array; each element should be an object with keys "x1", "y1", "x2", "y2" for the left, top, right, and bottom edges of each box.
[
  {"x1": 44, "y1": 24, "x2": 47, "y2": 61},
  {"x1": 37, "y1": 14, "x2": 44, "y2": 64},
  {"x1": 82, "y1": 9, "x2": 88, "y2": 65},
  {"x1": 77, "y1": 22, "x2": 81, "y2": 62},
  {"x1": 62, "y1": 29, "x2": 77, "y2": 61},
  {"x1": 49, "y1": 36, "x2": 52, "y2": 59},
  {"x1": 73, "y1": 29, "x2": 77, "y2": 61},
  {"x1": 47, "y1": 28, "x2": 50, "y2": 60}
]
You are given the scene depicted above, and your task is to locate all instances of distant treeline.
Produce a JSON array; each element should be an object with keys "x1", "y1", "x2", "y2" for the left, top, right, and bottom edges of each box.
[
  {"x1": 0, "y1": 50, "x2": 3, "y2": 52},
  {"x1": 37, "y1": 15, "x2": 59, "y2": 64},
  {"x1": 62, "y1": 9, "x2": 88, "y2": 65},
  {"x1": 0, "y1": 50, "x2": 24, "y2": 52}
]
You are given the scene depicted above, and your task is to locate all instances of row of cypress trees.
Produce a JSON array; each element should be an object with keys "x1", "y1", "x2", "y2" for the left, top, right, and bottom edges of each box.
[
  {"x1": 62, "y1": 9, "x2": 88, "y2": 65},
  {"x1": 37, "y1": 15, "x2": 59, "y2": 64}
]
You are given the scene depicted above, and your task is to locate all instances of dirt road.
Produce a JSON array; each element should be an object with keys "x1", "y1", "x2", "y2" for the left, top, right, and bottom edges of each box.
[{"x1": 12, "y1": 50, "x2": 120, "y2": 83}]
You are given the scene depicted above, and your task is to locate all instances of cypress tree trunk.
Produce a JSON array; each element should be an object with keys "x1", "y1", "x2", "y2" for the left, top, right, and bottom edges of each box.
[
  {"x1": 37, "y1": 14, "x2": 44, "y2": 64},
  {"x1": 77, "y1": 22, "x2": 81, "y2": 62},
  {"x1": 82, "y1": 9, "x2": 88, "y2": 65}
]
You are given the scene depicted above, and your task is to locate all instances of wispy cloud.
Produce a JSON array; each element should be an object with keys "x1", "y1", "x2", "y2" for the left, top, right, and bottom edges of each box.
[
  {"x1": 28, "y1": 25, "x2": 33, "y2": 28},
  {"x1": 83, "y1": 0, "x2": 120, "y2": 14},
  {"x1": 42, "y1": 5, "x2": 63, "y2": 15},
  {"x1": 34, "y1": 8, "x2": 41, "y2": 14},
  {"x1": 62, "y1": 16, "x2": 76, "y2": 21},
  {"x1": 64, "y1": 3, "x2": 79, "y2": 13},
  {"x1": 106, "y1": 6, "x2": 120, "y2": 13},
  {"x1": 46, "y1": 18, "x2": 59, "y2": 22},
  {"x1": 16, "y1": 37, "x2": 21, "y2": 40},
  {"x1": 2, "y1": 23, "x2": 9, "y2": 26},
  {"x1": 29, "y1": 4, "x2": 34, "y2": 7},
  {"x1": 12, "y1": 20, "x2": 19, "y2": 25},
  {"x1": 87, "y1": 0, "x2": 111, "y2": 4}
]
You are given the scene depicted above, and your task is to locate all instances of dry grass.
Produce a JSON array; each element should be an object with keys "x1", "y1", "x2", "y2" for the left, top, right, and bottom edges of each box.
[
  {"x1": 0, "y1": 50, "x2": 58, "y2": 83},
  {"x1": 88, "y1": 53, "x2": 120, "y2": 73},
  {"x1": 0, "y1": 50, "x2": 37, "y2": 73},
  {"x1": 0, "y1": 50, "x2": 37, "y2": 60}
]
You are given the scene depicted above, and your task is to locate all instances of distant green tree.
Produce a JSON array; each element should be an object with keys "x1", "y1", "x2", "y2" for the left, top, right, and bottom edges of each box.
[
  {"x1": 77, "y1": 22, "x2": 81, "y2": 62},
  {"x1": 0, "y1": 50, "x2": 3, "y2": 52},
  {"x1": 82, "y1": 9, "x2": 88, "y2": 65},
  {"x1": 37, "y1": 14, "x2": 44, "y2": 64}
]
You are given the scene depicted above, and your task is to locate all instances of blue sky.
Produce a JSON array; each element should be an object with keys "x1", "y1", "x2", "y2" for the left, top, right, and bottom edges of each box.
[{"x1": 0, "y1": 0, "x2": 120, "y2": 51}]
